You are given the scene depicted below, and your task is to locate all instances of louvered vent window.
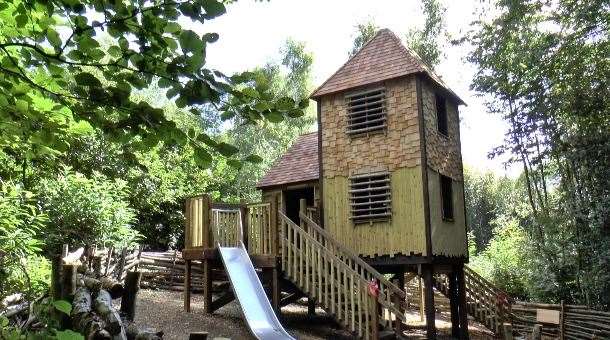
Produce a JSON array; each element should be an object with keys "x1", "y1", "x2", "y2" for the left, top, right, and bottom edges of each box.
[
  {"x1": 345, "y1": 87, "x2": 387, "y2": 135},
  {"x1": 349, "y1": 172, "x2": 391, "y2": 223}
]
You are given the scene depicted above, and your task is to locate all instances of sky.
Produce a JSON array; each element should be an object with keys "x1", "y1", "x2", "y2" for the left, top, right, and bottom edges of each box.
[{"x1": 199, "y1": 0, "x2": 517, "y2": 176}]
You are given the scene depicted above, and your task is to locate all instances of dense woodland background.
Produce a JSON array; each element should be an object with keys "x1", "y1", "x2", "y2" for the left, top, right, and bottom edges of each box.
[{"x1": 0, "y1": 0, "x2": 608, "y2": 337}]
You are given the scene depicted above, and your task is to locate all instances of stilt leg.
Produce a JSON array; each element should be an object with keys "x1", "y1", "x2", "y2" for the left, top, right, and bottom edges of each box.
[
  {"x1": 457, "y1": 263, "x2": 470, "y2": 340},
  {"x1": 307, "y1": 298, "x2": 315, "y2": 316},
  {"x1": 272, "y1": 267, "x2": 280, "y2": 314},
  {"x1": 184, "y1": 259, "x2": 192, "y2": 312},
  {"x1": 449, "y1": 269, "x2": 460, "y2": 338},
  {"x1": 203, "y1": 258, "x2": 212, "y2": 314},
  {"x1": 423, "y1": 265, "x2": 437, "y2": 340}
]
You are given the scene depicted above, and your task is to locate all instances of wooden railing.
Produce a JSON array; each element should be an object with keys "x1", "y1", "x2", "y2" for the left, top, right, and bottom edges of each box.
[
  {"x1": 280, "y1": 211, "x2": 407, "y2": 339},
  {"x1": 185, "y1": 195, "x2": 211, "y2": 248},
  {"x1": 245, "y1": 202, "x2": 274, "y2": 255},
  {"x1": 434, "y1": 265, "x2": 511, "y2": 335},
  {"x1": 211, "y1": 209, "x2": 241, "y2": 247}
]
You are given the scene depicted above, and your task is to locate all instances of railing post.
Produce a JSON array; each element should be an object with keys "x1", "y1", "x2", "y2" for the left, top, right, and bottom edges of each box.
[
  {"x1": 240, "y1": 200, "x2": 248, "y2": 250},
  {"x1": 299, "y1": 198, "x2": 307, "y2": 231},
  {"x1": 185, "y1": 197, "x2": 192, "y2": 248},
  {"x1": 201, "y1": 194, "x2": 211, "y2": 248},
  {"x1": 270, "y1": 195, "x2": 278, "y2": 256}
]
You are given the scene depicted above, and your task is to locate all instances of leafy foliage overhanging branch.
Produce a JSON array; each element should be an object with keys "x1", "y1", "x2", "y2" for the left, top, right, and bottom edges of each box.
[{"x1": 0, "y1": 0, "x2": 307, "y2": 176}]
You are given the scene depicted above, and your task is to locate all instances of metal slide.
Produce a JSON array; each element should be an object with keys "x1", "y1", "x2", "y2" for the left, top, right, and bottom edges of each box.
[{"x1": 218, "y1": 243, "x2": 295, "y2": 340}]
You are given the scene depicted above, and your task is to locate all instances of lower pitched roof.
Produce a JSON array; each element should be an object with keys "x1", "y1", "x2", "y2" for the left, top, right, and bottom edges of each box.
[{"x1": 256, "y1": 132, "x2": 319, "y2": 189}]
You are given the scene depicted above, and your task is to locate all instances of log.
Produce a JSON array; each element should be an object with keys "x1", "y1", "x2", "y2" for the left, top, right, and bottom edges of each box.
[
  {"x1": 94, "y1": 290, "x2": 123, "y2": 335},
  {"x1": 71, "y1": 287, "x2": 111, "y2": 340},
  {"x1": 79, "y1": 275, "x2": 124, "y2": 299}
]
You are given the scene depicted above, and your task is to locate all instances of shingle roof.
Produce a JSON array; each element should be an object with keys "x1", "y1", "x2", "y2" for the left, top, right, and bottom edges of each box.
[
  {"x1": 256, "y1": 132, "x2": 319, "y2": 189},
  {"x1": 310, "y1": 28, "x2": 465, "y2": 105}
]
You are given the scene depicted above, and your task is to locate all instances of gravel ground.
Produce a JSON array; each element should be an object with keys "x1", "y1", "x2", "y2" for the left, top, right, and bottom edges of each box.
[{"x1": 134, "y1": 289, "x2": 494, "y2": 339}]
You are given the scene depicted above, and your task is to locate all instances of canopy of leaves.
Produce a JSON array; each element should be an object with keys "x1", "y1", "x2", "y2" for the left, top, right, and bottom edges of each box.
[{"x1": 0, "y1": 0, "x2": 305, "y2": 177}]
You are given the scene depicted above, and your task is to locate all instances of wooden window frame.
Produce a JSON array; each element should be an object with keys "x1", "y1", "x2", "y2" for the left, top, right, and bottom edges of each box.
[
  {"x1": 345, "y1": 87, "x2": 387, "y2": 136},
  {"x1": 440, "y1": 174, "x2": 454, "y2": 222},
  {"x1": 435, "y1": 93, "x2": 448, "y2": 137},
  {"x1": 349, "y1": 172, "x2": 392, "y2": 224}
]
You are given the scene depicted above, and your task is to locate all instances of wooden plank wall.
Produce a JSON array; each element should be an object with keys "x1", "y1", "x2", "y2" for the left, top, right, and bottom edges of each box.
[
  {"x1": 427, "y1": 169, "x2": 467, "y2": 257},
  {"x1": 322, "y1": 166, "x2": 427, "y2": 257},
  {"x1": 184, "y1": 195, "x2": 211, "y2": 248}
]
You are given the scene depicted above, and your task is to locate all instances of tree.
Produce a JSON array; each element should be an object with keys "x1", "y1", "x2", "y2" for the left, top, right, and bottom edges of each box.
[
  {"x1": 348, "y1": 0, "x2": 447, "y2": 69},
  {"x1": 468, "y1": 0, "x2": 610, "y2": 308},
  {"x1": 349, "y1": 20, "x2": 379, "y2": 57},
  {"x1": 0, "y1": 0, "x2": 306, "y2": 187},
  {"x1": 405, "y1": 0, "x2": 446, "y2": 69},
  {"x1": 224, "y1": 39, "x2": 315, "y2": 201}
]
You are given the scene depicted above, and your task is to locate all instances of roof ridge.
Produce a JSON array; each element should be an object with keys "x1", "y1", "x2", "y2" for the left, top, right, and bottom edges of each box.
[{"x1": 310, "y1": 28, "x2": 387, "y2": 99}]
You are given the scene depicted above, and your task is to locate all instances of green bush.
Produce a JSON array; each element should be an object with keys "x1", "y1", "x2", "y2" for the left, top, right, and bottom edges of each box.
[
  {"x1": 37, "y1": 168, "x2": 140, "y2": 255},
  {"x1": 0, "y1": 183, "x2": 47, "y2": 299},
  {"x1": 469, "y1": 216, "x2": 531, "y2": 299}
]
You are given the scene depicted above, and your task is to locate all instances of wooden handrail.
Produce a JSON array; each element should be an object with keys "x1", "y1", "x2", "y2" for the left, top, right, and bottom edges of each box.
[{"x1": 298, "y1": 211, "x2": 405, "y2": 299}]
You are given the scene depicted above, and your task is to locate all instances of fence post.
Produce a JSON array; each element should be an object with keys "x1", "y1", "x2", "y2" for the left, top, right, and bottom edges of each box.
[
  {"x1": 502, "y1": 323, "x2": 513, "y2": 340},
  {"x1": 532, "y1": 324, "x2": 542, "y2": 340}
]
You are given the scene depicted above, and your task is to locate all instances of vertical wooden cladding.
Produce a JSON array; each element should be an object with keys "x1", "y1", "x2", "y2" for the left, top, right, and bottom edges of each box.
[
  {"x1": 427, "y1": 169, "x2": 467, "y2": 257},
  {"x1": 323, "y1": 167, "x2": 427, "y2": 257},
  {"x1": 184, "y1": 195, "x2": 211, "y2": 248}
]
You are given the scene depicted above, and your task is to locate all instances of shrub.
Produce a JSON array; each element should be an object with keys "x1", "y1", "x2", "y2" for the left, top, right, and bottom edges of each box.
[
  {"x1": 469, "y1": 216, "x2": 531, "y2": 299},
  {"x1": 37, "y1": 168, "x2": 140, "y2": 255},
  {"x1": 0, "y1": 183, "x2": 47, "y2": 299}
]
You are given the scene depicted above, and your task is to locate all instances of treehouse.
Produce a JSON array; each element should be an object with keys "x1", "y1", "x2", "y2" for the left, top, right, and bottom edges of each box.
[
  {"x1": 258, "y1": 28, "x2": 468, "y2": 265},
  {"x1": 184, "y1": 29, "x2": 471, "y2": 340}
]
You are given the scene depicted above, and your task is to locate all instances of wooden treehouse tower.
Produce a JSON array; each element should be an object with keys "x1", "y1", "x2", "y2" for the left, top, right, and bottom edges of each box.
[{"x1": 184, "y1": 29, "x2": 473, "y2": 340}]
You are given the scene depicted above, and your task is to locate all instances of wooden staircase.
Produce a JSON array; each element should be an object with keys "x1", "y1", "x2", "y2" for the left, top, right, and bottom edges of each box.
[
  {"x1": 279, "y1": 211, "x2": 408, "y2": 340},
  {"x1": 434, "y1": 265, "x2": 511, "y2": 335}
]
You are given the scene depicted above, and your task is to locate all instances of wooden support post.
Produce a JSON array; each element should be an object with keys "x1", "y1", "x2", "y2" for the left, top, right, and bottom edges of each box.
[
  {"x1": 307, "y1": 298, "x2": 316, "y2": 316},
  {"x1": 371, "y1": 296, "x2": 380, "y2": 340},
  {"x1": 532, "y1": 324, "x2": 542, "y2": 340},
  {"x1": 51, "y1": 255, "x2": 62, "y2": 300},
  {"x1": 60, "y1": 264, "x2": 77, "y2": 329},
  {"x1": 272, "y1": 267, "x2": 280, "y2": 314},
  {"x1": 393, "y1": 273, "x2": 405, "y2": 335},
  {"x1": 419, "y1": 276, "x2": 425, "y2": 322},
  {"x1": 189, "y1": 332, "x2": 208, "y2": 340},
  {"x1": 299, "y1": 198, "x2": 307, "y2": 230},
  {"x1": 240, "y1": 200, "x2": 248, "y2": 249},
  {"x1": 62, "y1": 244, "x2": 69, "y2": 258},
  {"x1": 92, "y1": 256, "x2": 102, "y2": 277},
  {"x1": 121, "y1": 271, "x2": 142, "y2": 322},
  {"x1": 422, "y1": 265, "x2": 436, "y2": 340},
  {"x1": 449, "y1": 270, "x2": 460, "y2": 338},
  {"x1": 559, "y1": 300, "x2": 565, "y2": 340},
  {"x1": 201, "y1": 195, "x2": 212, "y2": 248},
  {"x1": 502, "y1": 323, "x2": 513, "y2": 340},
  {"x1": 184, "y1": 259, "x2": 192, "y2": 313},
  {"x1": 116, "y1": 247, "x2": 127, "y2": 280},
  {"x1": 270, "y1": 194, "x2": 278, "y2": 256},
  {"x1": 203, "y1": 259, "x2": 212, "y2": 314},
  {"x1": 456, "y1": 264, "x2": 470, "y2": 340}
]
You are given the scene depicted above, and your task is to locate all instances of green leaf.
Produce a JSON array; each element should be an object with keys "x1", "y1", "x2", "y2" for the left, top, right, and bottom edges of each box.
[
  {"x1": 179, "y1": 30, "x2": 202, "y2": 52},
  {"x1": 47, "y1": 28, "x2": 62, "y2": 48},
  {"x1": 266, "y1": 111, "x2": 284, "y2": 123},
  {"x1": 119, "y1": 37, "x2": 129, "y2": 50},
  {"x1": 15, "y1": 14, "x2": 28, "y2": 27},
  {"x1": 215, "y1": 142, "x2": 239, "y2": 157},
  {"x1": 108, "y1": 46, "x2": 122, "y2": 58},
  {"x1": 16, "y1": 99, "x2": 28, "y2": 113},
  {"x1": 75, "y1": 72, "x2": 102, "y2": 87},
  {"x1": 202, "y1": 33, "x2": 219, "y2": 43},
  {"x1": 227, "y1": 159, "x2": 242, "y2": 169},
  {"x1": 164, "y1": 22, "x2": 181, "y2": 34},
  {"x1": 56, "y1": 330, "x2": 84, "y2": 340},
  {"x1": 193, "y1": 147, "x2": 212, "y2": 167},
  {"x1": 53, "y1": 300, "x2": 72, "y2": 315},
  {"x1": 69, "y1": 120, "x2": 93, "y2": 135},
  {"x1": 202, "y1": 0, "x2": 226, "y2": 19}
]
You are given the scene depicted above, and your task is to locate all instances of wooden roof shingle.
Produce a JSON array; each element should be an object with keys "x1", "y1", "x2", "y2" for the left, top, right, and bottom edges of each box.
[
  {"x1": 310, "y1": 28, "x2": 464, "y2": 104},
  {"x1": 256, "y1": 132, "x2": 319, "y2": 189}
]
